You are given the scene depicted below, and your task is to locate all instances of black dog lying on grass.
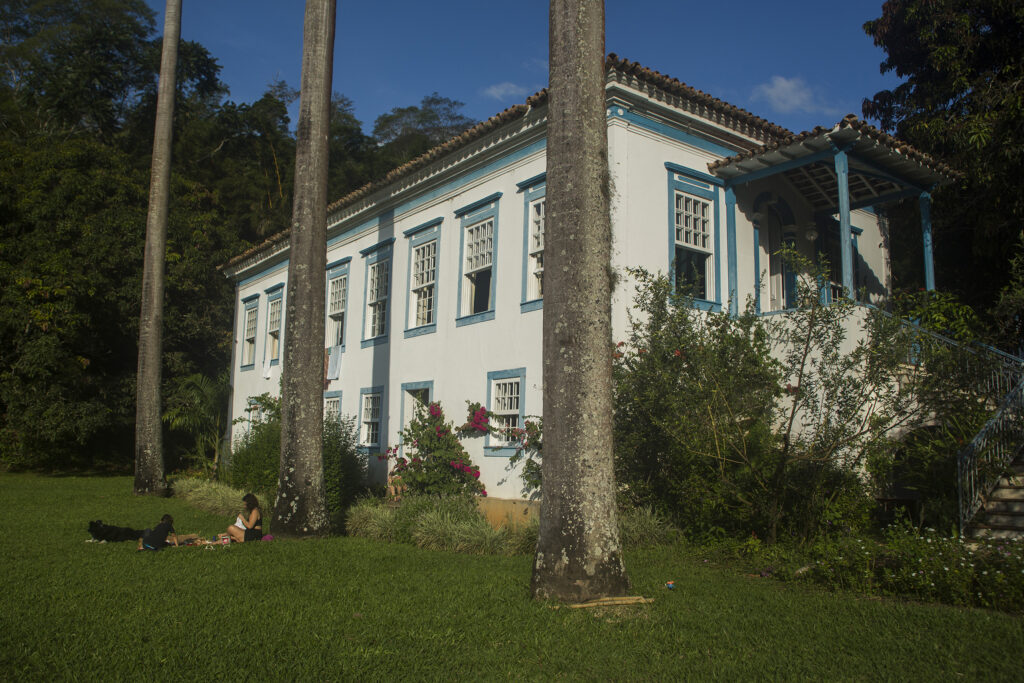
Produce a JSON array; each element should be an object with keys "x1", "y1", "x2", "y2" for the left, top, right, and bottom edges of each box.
[{"x1": 88, "y1": 520, "x2": 144, "y2": 542}]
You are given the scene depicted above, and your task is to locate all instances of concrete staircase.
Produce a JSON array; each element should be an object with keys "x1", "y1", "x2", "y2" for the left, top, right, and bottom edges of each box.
[{"x1": 967, "y1": 460, "x2": 1024, "y2": 540}]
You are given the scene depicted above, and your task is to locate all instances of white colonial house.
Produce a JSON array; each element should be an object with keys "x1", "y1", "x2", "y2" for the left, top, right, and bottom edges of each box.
[{"x1": 221, "y1": 55, "x2": 955, "y2": 500}]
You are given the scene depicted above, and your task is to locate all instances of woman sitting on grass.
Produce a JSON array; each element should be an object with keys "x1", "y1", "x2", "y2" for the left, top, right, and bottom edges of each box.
[{"x1": 226, "y1": 493, "x2": 262, "y2": 543}]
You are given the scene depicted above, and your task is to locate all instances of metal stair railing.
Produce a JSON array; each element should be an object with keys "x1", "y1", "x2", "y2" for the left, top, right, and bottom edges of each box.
[
  {"x1": 957, "y1": 379, "x2": 1024, "y2": 535},
  {"x1": 867, "y1": 306, "x2": 1024, "y2": 397},
  {"x1": 874, "y1": 308, "x2": 1024, "y2": 535}
]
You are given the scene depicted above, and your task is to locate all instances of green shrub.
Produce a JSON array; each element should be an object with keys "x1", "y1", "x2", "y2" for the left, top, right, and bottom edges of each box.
[
  {"x1": 169, "y1": 476, "x2": 245, "y2": 517},
  {"x1": 322, "y1": 413, "x2": 366, "y2": 533},
  {"x1": 618, "y1": 506, "x2": 679, "y2": 548},
  {"x1": 506, "y1": 518, "x2": 539, "y2": 555},
  {"x1": 346, "y1": 497, "x2": 397, "y2": 542},
  {"x1": 228, "y1": 396, "x2": 369, "y2": 532},
  {"x1": 226, "y1": 394, "x2": 280, "y2": 496},
  {"x1": 613, "y1": 260, "x2": 990, "y2": 544},
  {"x1": 412, "y1": 508, "x2": 508, "y2": 554},
  {"x1": 345, "y1": 496, "x2": 678, "y2": 556}
]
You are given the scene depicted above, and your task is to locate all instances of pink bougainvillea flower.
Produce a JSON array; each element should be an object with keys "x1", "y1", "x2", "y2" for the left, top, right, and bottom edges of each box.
[
  {"x1": 429, "y1": 403, "x2": 442, "y2": 417},
  {"x1": 673, "y1": 349, "x2": 682, "y2": 357},
  {"x1": 473, "y1": 470, "x2": 480, "y2": 478},
  {"x1": 481, "y1": 490, "x2": 487, "y2": 497}
]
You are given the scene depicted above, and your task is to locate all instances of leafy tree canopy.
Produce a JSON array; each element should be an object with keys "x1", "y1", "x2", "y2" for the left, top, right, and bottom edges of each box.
[
  {"x1": 371, "y1": 92, "x2": 476, "y2": 167},
  {"x1": 863, "y1": 0, "x2": 1024, "y2": 331}
]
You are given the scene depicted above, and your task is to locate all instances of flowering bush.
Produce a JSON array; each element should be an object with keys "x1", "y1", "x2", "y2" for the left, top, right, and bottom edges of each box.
[
  {"x1": 383, "y1": 401, "x2": 485, "y2": 498},
  {"x1": 462, "y1": 402, "x2": 542, "y2": 496},
  {"x1": 463, "y1": 402, "x2": 490, "y2": 433}
]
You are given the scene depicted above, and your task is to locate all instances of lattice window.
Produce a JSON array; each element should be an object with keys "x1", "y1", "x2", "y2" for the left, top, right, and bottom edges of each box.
[
  {"x1": 324, "y1": 397, "x2": 340, "y2": 419},
  {"x1": 411, "y1": 240, "x2": 436, "y2": 327},
  {"x1": 361, "y1": 393, "x2": 381, "y2": 446},
  {"x1": 367, "y1": 261, "x2": 389, "y2": 338},
  {"x1": 675, "y1": 192, "x2": 711, "y2": 251},
  {"x1": 491, "y1": 378, "x2": 520, "y2": 445},
  {"x1": 267, "y1": 299, "x2": 281, "y2": 361},
  {"x1": 464, "y1": 219, "x2": 493, "y2": 274},
  {"x1": 243, "y1": 306, "x2": 258, "y2": 365},
  {"x1": 328, "y1": 275, "x2": 347, "y2": 346},
  {"x1": 529, "y1": 198, "x2": 545, "y2": 299},
  {"x1": 463, "y1": 219, "x2": 493, "y2": 316}
]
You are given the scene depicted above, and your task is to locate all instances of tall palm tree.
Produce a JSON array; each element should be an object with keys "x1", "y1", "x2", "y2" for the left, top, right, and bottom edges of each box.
[
  {"x1": 273, "y1": 0, "x2": 336, "y2": 537},
  {"x1": 134, "y1": 0, "x2": 181, "y2": 495},
  {"x1": 532, "y1": 0, "x2": 630, "y2": 601}
]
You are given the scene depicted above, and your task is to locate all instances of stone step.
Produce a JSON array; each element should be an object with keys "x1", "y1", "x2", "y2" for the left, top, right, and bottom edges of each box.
[
  {"x1": 990, "y1": 486, "x2": 1024, "y2": 501},
  {"x1": 998, "y1": 475, "x2": 1024, "y2": 487},
  {"x1": 985, "y1": 498, "x2": 1024, "y2": 513},
  {"x1": 976, "y1": 511, "x2": 1024, "y2": 527}
]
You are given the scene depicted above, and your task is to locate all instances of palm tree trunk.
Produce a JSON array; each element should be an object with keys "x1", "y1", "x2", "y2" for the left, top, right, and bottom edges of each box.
[
  {"x1": 273, "y1": 0, "x2": 336, "y2": 537},
  {"x1": 531, "y1": 0, "x2": 630, "y2": 601},
  {"x1": 133, "y1": 0, "x2": 180, "y2": 496}
]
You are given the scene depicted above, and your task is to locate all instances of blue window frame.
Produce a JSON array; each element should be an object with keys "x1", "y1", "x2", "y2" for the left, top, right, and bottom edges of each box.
[
  {"x1": 264, "y1": 284, "x2": 284, "y2": 367},
  {"x1": 358, "y1": 385, "x2": 386, "y2": 450},
  {"x1": 455, "y1": 192, "x2": 501, "y2": 326},
  {"x1": 240, "y1": 294, "x2": 259, "y2": 370},
  {"x1": 517, "y1": 173, "x2": 546, "y2": 313},
  {"x1": 323, "y1": 390, "x2": 343, "y2": 419},
  {"x1": 360, "y1": 239, "x2": 394, "y2": 348},
  {"x1": 665, "y1": 164, "x2": 722, "y2": 311},
  {"x1": 485, "y1": 368, "x2": 526, "y2": 456},
  {"x1": 399, "y1": 380, "x2": 433, "y2": 455},
  {"x1": 326, "y1": 257, "x2": 351, "y2": 353},
  {"x1": 403, "y1": 218, "x2": 442, "y2": 338}
]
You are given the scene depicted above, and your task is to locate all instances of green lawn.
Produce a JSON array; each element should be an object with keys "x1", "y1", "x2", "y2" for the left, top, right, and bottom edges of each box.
[{"x1": 2, "y1": 473, "x2": 1022, "y2": 681}]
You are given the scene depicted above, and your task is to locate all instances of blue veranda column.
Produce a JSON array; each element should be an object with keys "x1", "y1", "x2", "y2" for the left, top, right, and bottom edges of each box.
[
  {"x1": 834, "y1": 150, "x2": 854, "y2": 298},
  {"x1": 919, "y1": 192, "x2": 936, "y2": 291},
  {"x1": 725, "y1": 186, "x2": 738, "y2": 316}
]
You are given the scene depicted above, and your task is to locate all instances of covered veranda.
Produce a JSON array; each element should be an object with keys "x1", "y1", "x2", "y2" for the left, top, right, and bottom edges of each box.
[{"x1": 709, "y1": 114, "x2": 959, "y2": 316}]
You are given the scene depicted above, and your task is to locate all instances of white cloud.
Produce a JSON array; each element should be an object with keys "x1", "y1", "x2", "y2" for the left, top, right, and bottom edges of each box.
[
  {"x1": 751, "y1": 76, "x2": 840, "y2": 117},
  {"x1": 482, "y1": 82, "x2": 529, "y2": 101}
]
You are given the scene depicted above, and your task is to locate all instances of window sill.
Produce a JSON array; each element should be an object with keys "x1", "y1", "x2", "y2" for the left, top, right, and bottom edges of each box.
[
  {"x1": 690, "y1": 298, "x2": 721, "y2": 313},
  {"x1": 455, "y1": 310, "x2": 495, "y2": 327},
  {"x1": 360, "y1": 335, "x2": 389, "y2": 349},
  {"x1": 520, "y1": 299, "x2": 543, "y2": 313},
  {"x1": 404, "y1": 323, "x2": 437, "y2": 339},
  {"x1": 269, "y1": 359, "x2": 280, "y2": 367},
  {"x1": 240, "y1": 364, "x2": 256, "y2": 372}
]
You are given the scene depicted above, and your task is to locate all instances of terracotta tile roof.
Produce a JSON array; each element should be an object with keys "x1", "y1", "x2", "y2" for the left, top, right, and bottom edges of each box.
[
  {"x1": 605, "y1": 54, "x2": 792, "y2": 141},
  {"x1": 221, "y1": 56, "x2": 795, "y2": 273},
  {"x1": 708, "y1": 113, "x2": 960, "y2": 181}
]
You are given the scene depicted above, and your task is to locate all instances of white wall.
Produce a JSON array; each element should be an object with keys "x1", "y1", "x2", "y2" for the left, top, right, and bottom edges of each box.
[{"x1": 228, "y1": 103, "x2": 889, "y2": 500}]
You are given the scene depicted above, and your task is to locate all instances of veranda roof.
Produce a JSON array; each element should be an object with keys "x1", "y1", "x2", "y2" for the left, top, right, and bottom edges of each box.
[{"x1": 707, "y1": 114, "x2": 959, "y2": 211}]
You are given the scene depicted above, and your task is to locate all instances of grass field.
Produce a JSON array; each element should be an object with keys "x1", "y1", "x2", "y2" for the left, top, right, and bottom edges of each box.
[{"x1": 2, "y1": 473, "x2": 1023, "y2": 681}]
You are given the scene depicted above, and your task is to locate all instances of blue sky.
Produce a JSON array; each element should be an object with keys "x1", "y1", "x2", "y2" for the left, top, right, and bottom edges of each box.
[{"x1": 145, "y1": 1, "x2": 902, "y2": 136}]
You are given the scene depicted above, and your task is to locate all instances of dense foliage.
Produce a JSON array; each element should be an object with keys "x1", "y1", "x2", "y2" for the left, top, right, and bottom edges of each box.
[
  {"x1": 226, "y1": 393, "x2": 365, "y2": 532},
  {"x1": 863, "y1": 0, "x2": 1024, "y2": 338},
  {"x1": 0, "y1": 1, "x2": 476, "y2": 471},
  {"x1": 612, "y1": 259, "x2": 1000, "y2": 543}
]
